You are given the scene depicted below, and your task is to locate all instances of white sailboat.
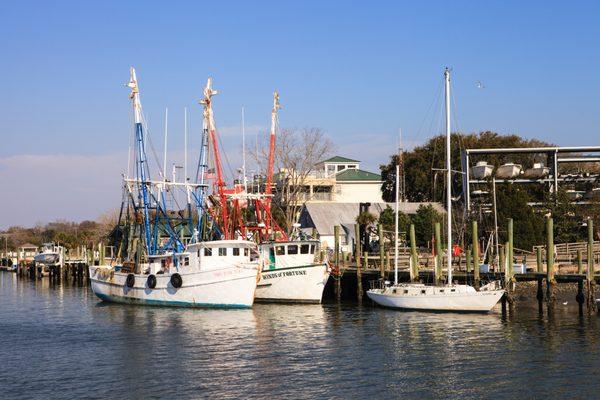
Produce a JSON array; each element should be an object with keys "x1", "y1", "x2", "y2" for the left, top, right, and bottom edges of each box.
[
  {"x1": 367, "y1": 68, "x2": 505, "y2": 312},
  {"x1": 89, "y1": 69, "x2": 259, "y2": 308}
]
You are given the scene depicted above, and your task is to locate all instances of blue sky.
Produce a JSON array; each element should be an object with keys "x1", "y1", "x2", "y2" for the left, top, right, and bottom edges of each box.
[{"x1": 1, "y1": 1, "x2": 599, "y2": 228}]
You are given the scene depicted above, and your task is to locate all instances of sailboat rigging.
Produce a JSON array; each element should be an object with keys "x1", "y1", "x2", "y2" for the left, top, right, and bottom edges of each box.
[{"x1": 366, "y1": 68, "x2": 505, "y2": 312}]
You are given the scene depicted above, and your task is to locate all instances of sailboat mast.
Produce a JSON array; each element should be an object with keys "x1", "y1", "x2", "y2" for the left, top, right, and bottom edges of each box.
[
  {"x1": 394, "y1": 163, "x2": 399, "y2": 285},
  {"x1": 444, "y1": 68, "x2": 453, "y2": 284}
]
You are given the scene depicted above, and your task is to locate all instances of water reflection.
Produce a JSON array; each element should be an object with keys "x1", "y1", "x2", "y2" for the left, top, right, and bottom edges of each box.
[{"x1": 1, "y1": 272, "x2": 600, "y2": 399}]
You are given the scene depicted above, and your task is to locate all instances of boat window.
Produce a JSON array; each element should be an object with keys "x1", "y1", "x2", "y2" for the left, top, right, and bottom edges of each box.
[
  {"x1": 451, "y1": 289, "x2": 456, "y2": 292},
  {"x1": 233, "y1": 248, "x2": 240, "y2": 256},
  {"x1": 439, "y1": 289, "x2": 444, "y2": 293},
  {"x1": 403, "y1": 290, "x2": 408, "y2": 294},
  {"x1": 421, "y1": 290, "x2": 426, "y2": 294},
  {"x1": 276, "y1": 246, "x2": 285, "y2": 255},
  {"x1": 288, "y1": 245, "x2": 298, "y2": 255},
  {"x1": 392, "y1": 289, "x2": 396, "y2": 294},
  {"x1": 244, "y1": 248, "x2": 249, "y2": 257},
  {"x1": 309, "y1": 245, "x2": 315, "y2": 254},
  {"x1": 184, "y1": 257, "x2": 189, "y2": 266},
  {"x1": 204, "y1": 248, "x2": 212, "y2": 256},
  {"x1": 300, "y1": 244, "x2": 310, "y2": 254},
  {"x1": 197, "y1": 250, "x2": 200, "y2": 257},
  {"x1": 219, "y1": 248, "x2": 227, "y2": 256}
]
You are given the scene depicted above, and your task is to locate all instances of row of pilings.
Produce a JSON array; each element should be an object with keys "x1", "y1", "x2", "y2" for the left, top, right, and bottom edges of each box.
[{"x1": 325, "y1": 217, "x2": 598, "y2": 315}]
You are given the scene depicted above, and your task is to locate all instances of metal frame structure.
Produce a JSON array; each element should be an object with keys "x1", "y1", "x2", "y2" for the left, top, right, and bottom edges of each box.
[{"x1": 461, "y1": 146, "x2": 600, "y2": 212}]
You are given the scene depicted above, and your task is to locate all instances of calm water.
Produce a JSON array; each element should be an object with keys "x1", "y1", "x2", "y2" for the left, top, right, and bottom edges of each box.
[{"x1": 1, "y1": 273, "x2": 599, "y2": 399}]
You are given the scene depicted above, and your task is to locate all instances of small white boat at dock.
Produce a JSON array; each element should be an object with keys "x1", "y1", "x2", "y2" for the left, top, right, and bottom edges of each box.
[{"x1": 33, "y1": 243, "x2": 63, "y2": 277}]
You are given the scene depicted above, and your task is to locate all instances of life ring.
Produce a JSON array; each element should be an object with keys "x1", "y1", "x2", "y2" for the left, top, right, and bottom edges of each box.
[
  {"x1": 126, "y1": 273, "x2": 135, "y2": 288},
  {"x1": 170, "y1": 273, "x2": 182, "y2": 288},
  {"x1": 147, "y1": 274, "x2": 157, "y2": 289}
]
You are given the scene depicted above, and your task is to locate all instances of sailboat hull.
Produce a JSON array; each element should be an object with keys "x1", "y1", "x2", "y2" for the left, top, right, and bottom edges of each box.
[
  {"x1": 367, "y1": 286, "x2": 505, "y2": 312},
  {"x1": 89, "y1": 265, "x2": 258, "y2": 308}
]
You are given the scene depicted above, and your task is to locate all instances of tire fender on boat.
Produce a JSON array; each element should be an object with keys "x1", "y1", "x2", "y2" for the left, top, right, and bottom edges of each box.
[
  {"x1": 126, "y1": 273, "x2": 135, "y2": 288},
  {"x1": 170, "y1": 273, "x2": 182, "y2": 288},
  {"x1": 147, "y1": 274, "x2": 157, "y2": 289}
]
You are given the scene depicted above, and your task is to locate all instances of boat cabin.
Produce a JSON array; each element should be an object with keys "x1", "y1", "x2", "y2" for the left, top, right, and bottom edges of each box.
[
  {"x1": 142, "y1": 240, "x2": 258, "y2": 274},
  {"x1": 259, "y1": 240, "x2": 319, "y2": 270}
]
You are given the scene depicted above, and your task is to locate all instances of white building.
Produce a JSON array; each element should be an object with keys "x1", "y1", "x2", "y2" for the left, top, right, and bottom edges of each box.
[
  {"x1": 298, "y1": 202, "x2": 446, "y2": 250},
  {"x1": 292, "y1": 156, "x2": 384, "y2": 203}
]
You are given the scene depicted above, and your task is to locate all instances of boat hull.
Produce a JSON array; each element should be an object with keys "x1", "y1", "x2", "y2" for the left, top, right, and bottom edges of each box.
[
  {"x1": 89, "y1": 265, "x2": 258, "y2": 308},
  {"x1": 471, "y1": 165, "x2": 493, "y2": 180},
  {"x1": 367, "y1": 288, "x2": 505, "y2": 312},
  {"x1": 255, "y1": 263, "x2": 329, "y2": 303}
]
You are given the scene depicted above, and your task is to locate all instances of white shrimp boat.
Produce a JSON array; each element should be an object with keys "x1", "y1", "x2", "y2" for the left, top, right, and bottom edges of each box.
[
  {"x1": 256, "y1": 240, "x2": 329, "y2": 303},
  {"x1": 367, "y1": 69, "x2": 504, "y2": 313},
  {"x1": 89, "y1": 240, "x2": 259, "y2": 308},
  {"x1": 89, "y1": 69, "x2": 260, "y2": 308}
]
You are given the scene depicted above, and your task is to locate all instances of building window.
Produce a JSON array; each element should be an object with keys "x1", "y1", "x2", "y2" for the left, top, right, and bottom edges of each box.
[
  {"x1": 218, "y1": 248, "x2": 227, "y2": 256},
  {"x1": 288, "y1": 245, "x2": 298, "y2": 255},
  {"x1": 233, "y1": 248, "x2": 240, "y2": 256},
  {"x1": 204, "y1": 248, "x2": 212, "y2": 256},
  {"x1": 300, "y1": 244, "x2": 310, "y2": 254}
]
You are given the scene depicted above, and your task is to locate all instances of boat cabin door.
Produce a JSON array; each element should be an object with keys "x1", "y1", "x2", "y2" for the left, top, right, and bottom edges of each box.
[{"x1": 268, "y1": 247, "x2": 276, "y2": 270}]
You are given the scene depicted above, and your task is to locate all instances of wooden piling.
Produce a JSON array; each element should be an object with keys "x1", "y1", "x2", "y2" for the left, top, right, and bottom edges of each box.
[
  {"x1": 465, "y1": 246, "x2": 472, "y2": 274},
  {"x1": 536, "y1": 247, "x2": 543, "y2": 273},
  {"x1": 356, "y1": 252, "x2": 365, "y2": 302},
  {"x1": 577, "y1": 249, "x2": 583, "y2": 275},
  {"x1": 434, "y1": 222, "x2": 442, "y2": 284},
  {"x1": 499, "y1": 245, "x2": 505, "y2": 274},
  {"x1": 586, "y1": 219, "x2": 596, "y2": 313},
  {"x1": 99, "y1": 242, "x2": 105, "y2": 265},
  {"x1": 378, "y1": 224, "x2": 385, "y2": 279},
  {"x1": 507, "y1": 218, "x2": 514, "y2": 280},
  {"x1": 546, "y1": 217, "x2": 556, "y2": 309},
  {"x1": 472, "y1": 220, "x2": 480, "y2": 289},
  {"x1": 409, "y1": 224, "x2": 419, "y2": 282},
  {"x1": 354, "y1": 224, "x2": 361, "y2": 266},
  {"x1": 334, "y1": 225, "x2": 341, "y2": 300}
]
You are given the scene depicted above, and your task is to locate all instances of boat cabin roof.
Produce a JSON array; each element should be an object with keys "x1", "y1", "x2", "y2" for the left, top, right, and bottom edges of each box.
[{"x1": 186, "y1": 240, "x2": 257, "y2": 250}]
